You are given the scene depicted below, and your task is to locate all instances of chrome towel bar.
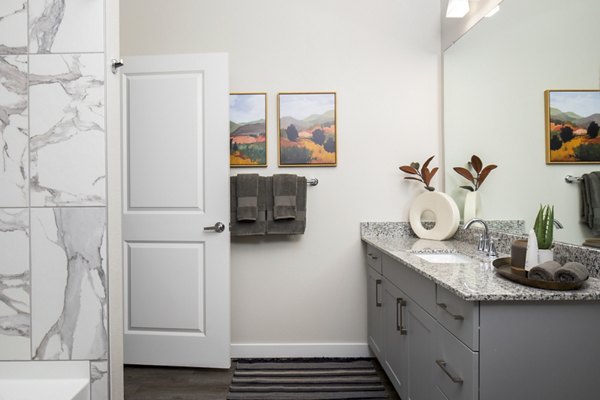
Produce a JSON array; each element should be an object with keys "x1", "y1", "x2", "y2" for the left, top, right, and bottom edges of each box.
[{"x1": 565, "y1": 174, "x2": 583, "y2": 183}]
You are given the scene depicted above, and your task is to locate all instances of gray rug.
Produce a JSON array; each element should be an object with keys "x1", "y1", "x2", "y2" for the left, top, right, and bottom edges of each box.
[{"x1": 227, "y1": 359, "x2": 388, "y2": 399}]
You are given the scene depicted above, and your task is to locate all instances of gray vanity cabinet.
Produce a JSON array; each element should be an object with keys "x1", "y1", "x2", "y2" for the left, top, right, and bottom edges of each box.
[
  {"x1": 434, "y1": 320, "x2": 478, "y2": 400},
  {"x1": 382, "y1": 278, "x2": 409, "y2": 399},
  {"x1": 404, "y1": 295, "x2": 438, "y2": 400},
  {"x1": 478, "y1": 301, "x2": 600, "y2": 400},
  {"x1": 382, "y1": 276, "x2": 438, "y2": 400},
  {"x1": 368, "y1": 250, "x2": 474, "y2": 400},
  {"x1": 367, "y1": 267, "x2": 383, "y2": 362},
  {"x1": 366, "y1": 245, "x2": 600, "y2": 400},
  {"x1": 376, "y1": 252, "x2": 438, "y2": 400},
  {"x1": 366, "y1": 248, "x2": 384, "y2": 362}
]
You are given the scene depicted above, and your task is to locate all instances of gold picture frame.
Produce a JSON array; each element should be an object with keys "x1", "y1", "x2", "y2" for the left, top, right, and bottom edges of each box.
[
  {"x1": 230, "y1": 92, "x2": 267, "y2": 167},
  {"x1": 277, "y1": 92, "x2": 337, "y2": 167},
  {"x1": 545, "y1": 89, "x2": 600, "y2": 164}
]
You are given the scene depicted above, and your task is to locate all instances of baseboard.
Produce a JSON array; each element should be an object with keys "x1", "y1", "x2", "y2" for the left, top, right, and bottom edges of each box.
[{"x1": 230, "y1": 343, "x2": 370, "y2": 359}]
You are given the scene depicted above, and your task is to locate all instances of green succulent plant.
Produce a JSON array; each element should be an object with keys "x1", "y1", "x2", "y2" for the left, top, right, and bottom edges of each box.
[{"x1": 534, "y1": 204, "x2": 554, "y2": 249}]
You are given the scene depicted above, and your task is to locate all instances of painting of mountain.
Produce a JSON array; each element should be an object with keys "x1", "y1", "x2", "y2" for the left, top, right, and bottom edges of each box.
[
  {"x1": 278, "y1": 93, "x2": 337, "y2": 166},
  {"x1": 230, "y1": 93, "x2": 267, "y2": 167},
  {"x1": 546, "y1": 90, "x2": 600, "y2": 163}
]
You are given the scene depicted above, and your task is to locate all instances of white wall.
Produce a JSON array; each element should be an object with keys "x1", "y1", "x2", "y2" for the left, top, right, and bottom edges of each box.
[
  {"x1": 121, "y1": 0, "x2": 442, "y2": 356},
  {"x1": 444, "y1": 0, "x2": 600, "y2": 246}
]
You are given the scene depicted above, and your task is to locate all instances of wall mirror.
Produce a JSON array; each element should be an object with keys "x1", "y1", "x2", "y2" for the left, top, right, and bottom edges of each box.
[{"x1": 443, "y1": 0, "x2": 600, "y2": 246}]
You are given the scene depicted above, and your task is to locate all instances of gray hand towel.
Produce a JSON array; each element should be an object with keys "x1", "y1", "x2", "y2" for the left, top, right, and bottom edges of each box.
[
  {"x1": 582, "y1": 172, "x2": 600, "y2": 232},
  {"x1": 273, "y1": 174, "x2": 298, "y2": 220},
  {"x1": 267, "y1": 176, "x2": 307, "y2": 235},
  {"x1": 581, "y1": 174, "x2": 592, "y2": 226},
  {"x1": 230, "y1": 176, "x2": 267, "y2": 236},
  {"x1": 554, "y1": 262, "x2": 589, "y2": 282},
  {"x1": 591, "y1": 172, "x2": 600, "y2": 232},
  {"x1": 528, "y1": 261, "x2": 561, "y2": 281},
  {"x1": 236, "y1": 174, "x2": 259, "y2": 221}
]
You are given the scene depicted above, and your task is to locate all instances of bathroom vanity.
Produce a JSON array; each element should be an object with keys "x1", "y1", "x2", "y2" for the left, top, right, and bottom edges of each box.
[{"x1": 363, "y1": 224, "x2": 600, "y2": 400}]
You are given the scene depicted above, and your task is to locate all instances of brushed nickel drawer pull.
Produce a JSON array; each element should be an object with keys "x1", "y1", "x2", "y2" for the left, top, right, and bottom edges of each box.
[
  {"x1": 437, "y1": 302, "x2": 464, "y2": 320},
  {"x1": 396, "y1": 298, "x2": 407, "y2": 335},
  {"x1": 375, "y1": 279, "x2": 382, "y2": 307},
  {"x1": 436, "y1": 359, "x2": 464, "y2": 384}
]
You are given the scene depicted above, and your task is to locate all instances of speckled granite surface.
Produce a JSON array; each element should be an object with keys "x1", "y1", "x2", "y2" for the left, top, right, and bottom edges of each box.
[
  {"x1": 360, "y1": 220, "x2": 525, "y2": 242},
  {"x1": 361, "y1": 222, "x2": 600, "y2": 302}
]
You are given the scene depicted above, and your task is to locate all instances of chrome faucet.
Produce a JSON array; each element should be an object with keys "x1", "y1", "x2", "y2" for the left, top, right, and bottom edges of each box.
[
  {"x1": 553, "y1": 219, "x2": 563, "y2": 229},
  {"x1": 464, "y1": 218, "x2": 497, "y2": 257}
]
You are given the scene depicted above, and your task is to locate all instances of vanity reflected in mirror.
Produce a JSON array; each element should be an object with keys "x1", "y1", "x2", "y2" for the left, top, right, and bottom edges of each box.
[{"x1": 443, "y1": 0, "x2": 600, "y2": 246}]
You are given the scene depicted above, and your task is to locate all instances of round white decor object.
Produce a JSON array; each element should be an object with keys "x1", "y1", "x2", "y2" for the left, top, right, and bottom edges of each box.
[{"x1": 409, "y1": 191, "x2": 460, "y2": 240}]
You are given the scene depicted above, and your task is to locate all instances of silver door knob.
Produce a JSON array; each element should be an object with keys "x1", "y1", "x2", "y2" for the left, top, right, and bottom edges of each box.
[{"x1": 204, "y1": 222, "x2": 225, "y2": 233}]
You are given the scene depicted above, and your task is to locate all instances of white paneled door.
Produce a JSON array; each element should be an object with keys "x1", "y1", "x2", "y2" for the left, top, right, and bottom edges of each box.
[{"x1": 121, "y1": 54, "x2": 230, "y2": 368}]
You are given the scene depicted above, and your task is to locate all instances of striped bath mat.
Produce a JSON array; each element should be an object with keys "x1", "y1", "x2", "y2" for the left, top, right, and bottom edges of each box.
[{"x1": 227, "y1": 358, "x2": 388, "y2": 399}]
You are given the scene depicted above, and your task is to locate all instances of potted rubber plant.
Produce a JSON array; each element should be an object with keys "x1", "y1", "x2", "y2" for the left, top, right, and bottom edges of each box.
[
  {"x1": 399, "y1": 155, "x2": 438, "y2": 191},
  {"x1": 399, "y1": 156, "x2": 460, "y2": 241},
  {"x1": 453, "y1": 155, "x2": 497, "y2": 221}
]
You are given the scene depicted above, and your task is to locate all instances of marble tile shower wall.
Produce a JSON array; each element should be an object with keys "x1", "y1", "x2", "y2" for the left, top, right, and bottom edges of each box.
[{"x1": 0, "y1": 1, "x2": 108, "y2": 399}]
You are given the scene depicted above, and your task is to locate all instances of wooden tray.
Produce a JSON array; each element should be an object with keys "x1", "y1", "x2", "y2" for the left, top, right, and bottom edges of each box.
[{"x1": 492, "y1": 257, "x2": 587, "y2": 291}]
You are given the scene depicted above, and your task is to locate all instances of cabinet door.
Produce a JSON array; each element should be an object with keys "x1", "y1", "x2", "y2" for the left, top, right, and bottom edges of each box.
[
  {"x1": 406, "y1": 299, "x2": 437, "y2": 400},
  {"x1": 382, "y1": 278, "x2": 409, "y2": 400},
  {"x1": 367, "y1": 267, "x2": 384, "y2": 362},
  {"x1": 434, "y1": 322, "x2": 478, "y2": 400}
]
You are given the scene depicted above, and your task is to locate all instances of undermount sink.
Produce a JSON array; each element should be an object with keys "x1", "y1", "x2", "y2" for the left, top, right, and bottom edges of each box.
[{"x1": 412, "y1": 251, "x2": 475, "y2": 264}]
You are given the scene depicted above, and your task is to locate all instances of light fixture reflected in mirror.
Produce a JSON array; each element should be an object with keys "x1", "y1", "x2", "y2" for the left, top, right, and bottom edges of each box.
[
  {"x1": 446, "y1": 0, "x2": 470, "y2": 18},
  {"x1": 485, "y1": 5, "x2": 500, "y2": 18}
]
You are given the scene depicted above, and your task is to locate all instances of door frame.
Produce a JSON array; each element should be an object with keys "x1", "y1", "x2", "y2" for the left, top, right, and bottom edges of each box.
[{"x1": 106, "y1": 0, "x2": 124, "y2": 399}]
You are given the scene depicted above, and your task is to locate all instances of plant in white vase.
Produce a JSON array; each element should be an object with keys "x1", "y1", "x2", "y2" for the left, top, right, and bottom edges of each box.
[
  {"x1": 453, "y1": 155, "x2": 497, "y2": 222},
  {"x1": 399, "y1": 155, "x2": 438, "y2": 191},
  {"x1": 534, "y1": 204, "x2": 554, "y2": 262}
]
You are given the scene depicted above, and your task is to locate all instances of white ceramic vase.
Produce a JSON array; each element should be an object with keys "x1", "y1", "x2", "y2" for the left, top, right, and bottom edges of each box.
[
  {"x1": 409, "y1": 191, "x2": 460, "y2": 241},
  {"x1": 463, "y1": 191, "x2": 479, "y2": 222},
  {"x1": 537, "y1": 248, "x2": 554, "y2": 263}
]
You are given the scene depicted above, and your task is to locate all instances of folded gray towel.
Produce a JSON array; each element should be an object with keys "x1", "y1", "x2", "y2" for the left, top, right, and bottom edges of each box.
[
  {"x1": 554, "y1": 262, "x2": 589, "y2": 282},
  {"x1": 236, "y1": 174, "x2": 259, "y2": 221},
  {"x1": 273, "y1": 174, "x2": 298, "y2": 220},
  {"x1": 230, "y1": 176, "x2": 267, "y2": 236},
  {"x1": 528, "y1": 261, "x2": 562, "y2": 281},
  {"x1": 267, "y1": 176, "x2": 306, "y2": 235}
]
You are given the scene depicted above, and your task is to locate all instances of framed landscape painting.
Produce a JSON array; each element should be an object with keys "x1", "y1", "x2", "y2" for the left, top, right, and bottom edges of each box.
[
  {"x1": 546, "y1": 90, "x2": 600, "y2": 164},
  {"x1": 278, "y1": 92, "x2": 337, "y2": 166},
  {"x1": 230, "y1": 93, "x2": 267, "y2": 167}
]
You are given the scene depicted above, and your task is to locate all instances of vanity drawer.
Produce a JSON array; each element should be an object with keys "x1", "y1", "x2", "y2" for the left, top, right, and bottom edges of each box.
[
  {"x1": 383, "y1": 255, "x2": 435, "y2": 315},
  {"x1": 435, "y1": 285, "x2": 479, "y2": 351},
  {"x1": 434, "y1": 323, "x2": 479, "y2": 400},
  {"x1": 366, "y1": 245, "x2": 383, "y2": 273}
]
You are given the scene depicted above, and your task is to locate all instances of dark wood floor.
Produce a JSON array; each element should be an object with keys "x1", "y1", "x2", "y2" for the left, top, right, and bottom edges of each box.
[{"x1": 124, "y1": 359, "x2": 401, "y2": 400}]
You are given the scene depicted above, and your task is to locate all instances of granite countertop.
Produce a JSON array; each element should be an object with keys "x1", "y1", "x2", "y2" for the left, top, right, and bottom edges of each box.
[{"x1": 363, "y1": 235, "x2": 600, "y2": 302}]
